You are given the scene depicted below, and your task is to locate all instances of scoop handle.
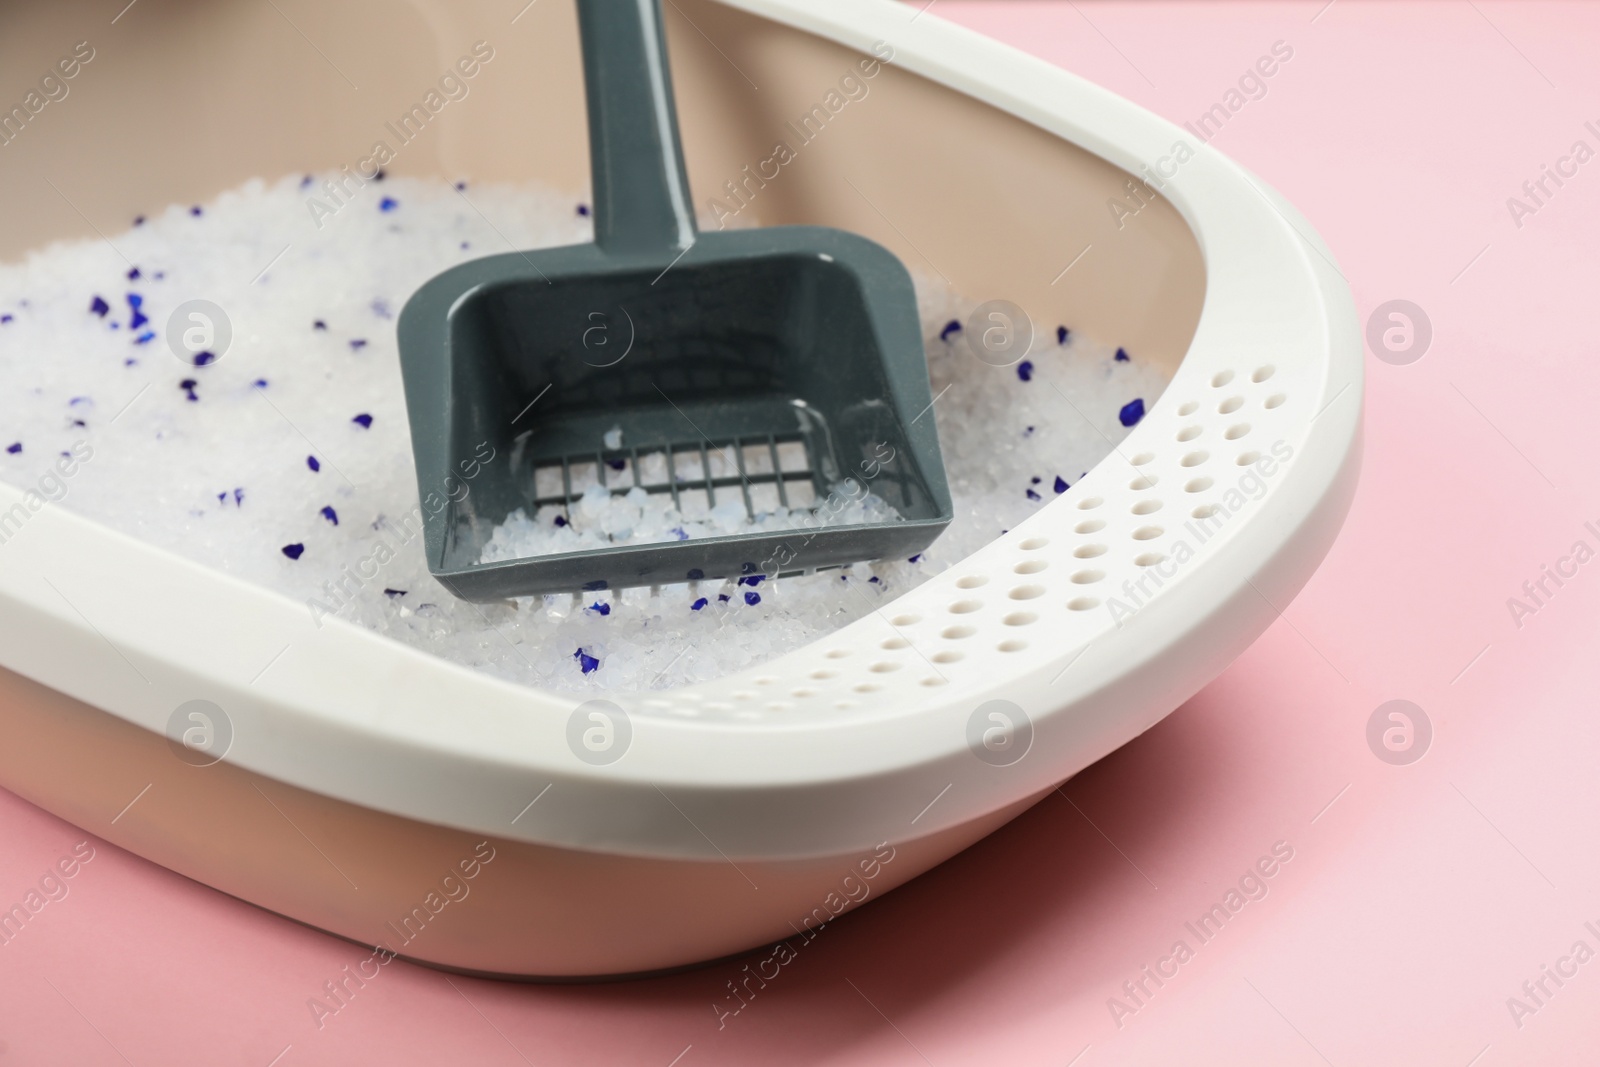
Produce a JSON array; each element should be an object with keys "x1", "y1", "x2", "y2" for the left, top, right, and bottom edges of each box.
[{"x1": 576, "y1": 0, "x2": 699, "y2": 254}]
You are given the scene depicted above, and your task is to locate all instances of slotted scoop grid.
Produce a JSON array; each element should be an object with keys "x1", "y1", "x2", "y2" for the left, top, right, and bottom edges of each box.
[{"x1": 530, "y1": 432, "x2": 821, "y2": 521}]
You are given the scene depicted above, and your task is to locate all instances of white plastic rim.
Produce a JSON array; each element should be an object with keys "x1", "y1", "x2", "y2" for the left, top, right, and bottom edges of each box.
[{"x1": 0, "y1": 0, "x2": 1360, "y2": 864}]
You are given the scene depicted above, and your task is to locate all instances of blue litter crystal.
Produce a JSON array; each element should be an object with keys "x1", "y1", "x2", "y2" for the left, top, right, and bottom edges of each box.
[{"x1": 1119, "y1": 397, "x2": 1146, "y2": 427}]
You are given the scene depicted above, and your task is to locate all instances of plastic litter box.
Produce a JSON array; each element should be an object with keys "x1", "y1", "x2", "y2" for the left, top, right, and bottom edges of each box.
[{"x1": 0, "y1": 0, "x2": 1361, "y2": 977}]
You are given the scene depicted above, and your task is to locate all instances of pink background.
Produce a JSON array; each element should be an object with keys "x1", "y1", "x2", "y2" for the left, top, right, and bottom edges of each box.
[{"x1": 5, "y1": 2, "x2": 1600, "y2": 1063}]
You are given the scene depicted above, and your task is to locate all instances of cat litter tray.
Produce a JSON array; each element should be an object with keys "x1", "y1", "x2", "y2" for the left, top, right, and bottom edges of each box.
[{"x1": 0, "y1": 0, "x2": 1360, "y2": 977}]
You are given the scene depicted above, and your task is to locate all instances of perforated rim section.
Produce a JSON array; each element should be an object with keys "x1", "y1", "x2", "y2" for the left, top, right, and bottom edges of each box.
[{"x1": 636, "y1": 353, "x2": 1304, "y2": 724}]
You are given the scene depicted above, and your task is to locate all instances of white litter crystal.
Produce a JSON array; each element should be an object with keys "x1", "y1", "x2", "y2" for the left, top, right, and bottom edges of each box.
[{"x1": 0, "y1": 174, "x2": 1171, "y2": 693}]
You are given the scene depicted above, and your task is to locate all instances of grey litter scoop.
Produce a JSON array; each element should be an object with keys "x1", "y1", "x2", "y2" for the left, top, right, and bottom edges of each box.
[{"x1": 396, "y1": 0, "x2": 952, "y2": 601}]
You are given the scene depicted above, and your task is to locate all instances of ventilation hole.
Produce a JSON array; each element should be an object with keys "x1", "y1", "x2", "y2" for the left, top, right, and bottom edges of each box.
[
  {"x1": 791, "y1": 689, "x2": 815, "y2": 699},
  {"x1": 932, "y1": 650, "x2": 963, "y2": 664},
  {"x1": 1129, "y1": 475, "x2": 1158, "y2": 490},
  {"x1": 956, "y1": 575, "x2": 989, "y2": 589},
  {"x1": 1225, "y1": 423, "x2": 1251, "y2": 440},
  {"x1": 811, "y1": 669, "x2": 837, "y2": 680},
  {"x1": 1013, "y1": 559, "x2": 1049, "y2": 574},
  {"x1": 826, "y1": 648, "x2": 850, "y2": 659},
  {"x1": 835, "y1": 700, "x2": 857, "y2": 709},
  {"x1": 1074, "y1": 543, "x2": 1107, "y2": 558},
  {"x1": 854, "y1": 683, "x2": 880, "y2": 693},
  {"x1": 1193, "y1": 504, "x2": 1218, "y2": 519},
  {"x1": 1075, "y1": 518, "x2": 1105, "y2": 534},
  {"x1": 1236, "y1": 450, "x2": 1261, "y2": 466},
  {"x1": 1131, "y1": 452, "x2": 1156, "y2": 466},
  {"x1": 1177, "y1": 401, "x2": 1199, "y2": 416},
  {"x1": 1132, "y1": 526, "x2": 1164, "y2": 541},
  {"x1": 880, "y1": 637, "x2": 909, "y2": 650},
  {"x1": 1135, "y1": 552, "x2": 1167, "y2": 567},
  {"x1": 942, "y1": 625, "x2": 976, "y2": 639},
  {"x1": 1218, "y1": 396, "x2": 1244, "y2": 414},
  {"x1": 1252, "y1": 365, "x2": 1276, "y2": 383},
  {"x1": 998, "y1": 639, "x2": 1028, "y2": 653},
  {"x1": 1212, "y1": 369, "x2": 1235, "y2": 387},
  {"x1": 732, "y1": 690, "x2": 756, "y2": 701},
  {"x1": 1176, "y1": 425, "x2": 1202, "y2": 442},
  {"x1": 920, "y1": 677, "x2": 947, "y2": 687},
  {"x1": 1185, "y1": 476, "x2": 1213, "y2": 493},
  {"x1": 891, "y1": 614, "x2": 920, "y2": 626},
  {"x1": 949, "y1": 600, "x2": 983, "y2": 614},
  {"x1": 1068, "y1": 597, "x2": 1101, "y2": 611},
  {"x1": 1000, "y1": 613, "x2": 1035, "y2": 630},
  {"x1": 1131, "y1": 499, "x2": 1162, "y2": 515},
  {"x1": 1076, "y1": 497, "x2": 1103, "y2": 511},
  {"x1": 752, "y1": 678, "x2": 775, "y2": 687},
  {"x1": 869, "y1": 661, "x2": 902, "y2": 673},
  {"x1": 1071, "y1": 569, "x2": 1104, "y2": 584},
  {"x1": 765, "y1": 702, "x2": 792, "y2": 712},
  {"x1": 1009, "y1": 585, "x2": 1044, "y2": 600},
  {"x1": 1265, "y1": 393, "x2": 1286, "y2": 409},
  {"x1": 1181, "y1": 451, "x2": 1209, "y2": 467},
  {"x1": 1020, "y1": 536, "x2": 1050, "y2": 550}
]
